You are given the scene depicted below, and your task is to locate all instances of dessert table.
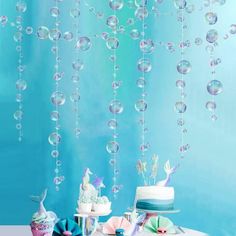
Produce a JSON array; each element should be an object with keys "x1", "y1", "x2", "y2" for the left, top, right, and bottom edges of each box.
[{"x1": 0, "y1": 226, "x2": 208, "y2": 236}]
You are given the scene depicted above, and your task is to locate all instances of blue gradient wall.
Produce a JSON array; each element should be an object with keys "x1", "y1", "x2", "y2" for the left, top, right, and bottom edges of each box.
[{"x1": 0, "y1": 1, "x2": 236, "y2": 236}]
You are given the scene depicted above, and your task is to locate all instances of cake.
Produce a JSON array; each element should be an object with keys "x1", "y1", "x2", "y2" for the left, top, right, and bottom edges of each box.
[{"x1": 135, "y1": 186, "x2": 175, "y2": 211}]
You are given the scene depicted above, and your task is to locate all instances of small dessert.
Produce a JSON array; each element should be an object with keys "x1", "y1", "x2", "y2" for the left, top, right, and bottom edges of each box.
[
  {"x1": 30, "y1": 189, "x2": 57, "y2": 236},
  {"x1": 76, "y1": 168, "x2": 111, "y2": 214}
]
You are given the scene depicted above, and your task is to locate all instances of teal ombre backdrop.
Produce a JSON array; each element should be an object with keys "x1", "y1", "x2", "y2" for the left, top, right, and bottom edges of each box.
[{"x1": 0, "y1": 1, "x2": 236, "y2": 235}]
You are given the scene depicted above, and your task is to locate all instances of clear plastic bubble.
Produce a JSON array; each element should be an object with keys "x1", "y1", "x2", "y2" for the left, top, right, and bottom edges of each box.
[
  {"x1": 76, "y1": 37, "x2": 91, "y2": 51},
  {"x1": 112, "y1": 80, "x2": 122, "y2": 89},
  {"x1": 106, "y1": 141, "x2": 119, "y2": 154},
  {"x1": 109, "y1": 0, "x2": 124, "y2": 10},
  {"x1": 37, "y1": 26, "x2": 49, "y2": 40},
  {"x1": 205, "y1": 45, "x2": 214, "y2": 54},
  {"x1": 136, "y1": 77, "x2": 146, "y2": 88},
  {"x1": 75, "y1": 128, "x2": 81, "y2": 137},
  {"x1": 140, "y1": 143, "x2": 149, "y2": 152},
  {"x1": 16, "y1": 123, "x2": 22, "y2": 130},
  {"x1": 49, "y1": 28, "x2": 61, "y2": 41},
  {"x1": 205, "y1": 12, "x2": 217, "y2": 25},
  {"x1": 174, "y1": 0, "x2": 187, "y2": 9},
  {"x1": 108, "y1": 119, "x2": 118, "y2": 129},
  {"x1": 50, "y1": 7, "x2": 60, "y2": 17},
  {"x1": 16, "y1": 1, "x2": 27, "y2": 13},
  {"x1": 14, "y1": 32, "x2": 23, "y2": 42},
  {"x1": 25, "y1": 26, "x2": 33, "y2": 35},
  {"x1": 51, "y1": 111, "x2": 60, "y2": 121},
  {"x1": 175, "y1": 102, "x2": 187, "y2": 113},
  {"x1": 51, "y1": 150, "x2": 59, "y2": 158},
  {"x1": 211, "y1": 114, "x2": 218, "y2": 121},
  {"x1": 109, "y1": 100, "x2": 124, "y2": 114},
  {"x1": 72, "y1": 75, "x2": 80, "y2": 83},
  {"x1": 180, "y1": 144, "x2": 190, "y2": 153},
  {"x1": 130, "y1": 29, "x2": 140, "y2": 40},
  {"x1": 135, "y1": 7, "x2": 148, "y2": 20},
  {"x1": 106, "y1": 15, "x2": 119, "y2": 29},
  {"x1": 48, "y1": 132, "x2": 61, "y2": 146},
  {"x1": 70, "y1": 91, "x2": 80, "y2": 102},
  {"x1": 229, "y1": 24, "x2": 236, "y2": 34},
  {"x1": 176, "y1": 80, "x2": 185, "y2": 89},
  {"x1": 54, "y1": 176, "x2": 63, "y2": 185},
  {"x1": 72, "y1": 59, "x2": 84, "y2": 71},
  {"x1": 135, "y1": 0, "x2": 147, "y2": 7},
  {"x1": 14, "y1": 110, "x2": 23, "y2": 120},
  {"x1": 53, "y1": 72, "x2": 64, "y2": 81},
  {"x1": 0, "y1": 16, "x2": 8, "y2": 26},
  {"x1": 16, "y1": 79, "x2": 27, "y2": 91},
  {"x1": 16, "y1": 94, "x2": 23, "y2": 103},
  {"x1": 64, "y1": 31, "x2": 73, "y2": 41},
  {"x1": 207, "y1": 80, "x2": 223, "y2": 95},
  {"x1": 137, "y1": 58, "x2": 152, "y2": 73},
  {"x1": 135, "y1": 99, "x2": 147, "y2": 112},
  {"x1": 177, "y1": 118, "x2": 185, "y2": 126},
  {"x1": 195, "y1": 37, "x2": 202, "y2": 46},
  {"x1": 70, "y1": 8, "x2": 80, "y2": 18},
  {"x1": 140, "y1": 39, "x2": 155, "y2": 53},
  {"x1": 206, "y1": 101, "x2": 216, "y2": 111},
  {"x1": 206, "y1": 29, "x2": 218, "y2": 43},
  {"x1": 177, "y1": 60, "x2": 191, "y2": 74},
  {"x1": 51, "y1": 92, "x2": 66, "y2": 105},
  {"x1": 106, "y1": 37, "x2": 119, "y2": 50}
]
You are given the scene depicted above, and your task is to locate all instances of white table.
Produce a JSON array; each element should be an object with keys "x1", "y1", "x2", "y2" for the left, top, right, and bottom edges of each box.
[{"x1": 0, "y1": 226, "x2": 208, "y2": 236}]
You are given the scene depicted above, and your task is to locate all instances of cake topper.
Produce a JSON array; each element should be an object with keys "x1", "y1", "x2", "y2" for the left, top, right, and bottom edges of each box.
[
  {"x1": 156, "y1": 160, "x2": 178, "y2": 187},
  {"x1": 30, "y1": 189, "x2": 48, "y2": 215},
  {"x1": 82, "y1": 168, "x2": 93, "y2": 190}
]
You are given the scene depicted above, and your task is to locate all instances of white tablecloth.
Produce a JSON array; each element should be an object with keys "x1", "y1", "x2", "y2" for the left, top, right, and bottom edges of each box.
[{"x1": 0, "y1": 226, "x2": 208, "y2": 236}]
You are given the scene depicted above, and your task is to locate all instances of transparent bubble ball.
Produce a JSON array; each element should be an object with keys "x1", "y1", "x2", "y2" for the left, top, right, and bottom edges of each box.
[
  {"x1": 106, "y1": 15, "x2": 119, "y2": 29},
  {"x1": 16, "y1": 79, "x2": 27, "y2": 91},
  {"x1": 137, "y1": 58, "x2": 152, "y2": 73},
  {"x1": 106, "y1": 37, "x2": 119, "y2": 50},
  {"x1": 135, "y1": 99, "x2": 148, "y2": 112},
  {"x1": 48, "y1": 132, "x2": 61, "y2": 146},
  {"x1": 106, "y1": 141, "x2": 119, "y2": 154},
  {"x1": 14, "y1": 110, "x2": 23, "y2": 120},
  {"x1": 205, "y1": 12, "x2": 217, "y2": 25},
  {"x1": 130, "y1": 29, "x2": 140, "y2": 40},
  {"x1": 76, "y1": 37, "x2": 91, "y2": 51},
  {"x1": 37, "y1": 26, "x2": 49, "y2": 40},
  {"x1": 140, "y1": 39, "x2": 155, "y2": 53},
  {"x1": 49, "y1": 28, "x2": 61, "y2": 41},
  {"x1": 135, "y1": 0, "x2": 148, "y2": 7},
  {"x1": 109, "y1": 100, "x2": 124, "y2": 114},
  {"x1": 177, "y1": 60, "x2": 191, "y2": 74},
  {"x1": 206, "y1": 101, "x2": 216, "y2": 111},
  {"x1": 72, "y1": 59, "x2": 84, "y2": 71},
  {"x1": 108, "y1": 119, "x2": 118, "y2": 130},
  {"x1": 207, "y1": 80, "x2": 223, "y2": 95},
  {"x1": 16, "y1": 1, "x2": 27, "y2": 13},
  {"x1": 206, "y1": 29, "x2": 218, "y2": 43},
  {"x1": 109, "y1": 0, "x2": 124, "y2": 10},
  {"x1": 175, "y1": 102, "x2": 187, "y2": 113},
  {"x1": 51, "y1": 111, "x2": 60, "y2": 121},
  {"x1": 51, "y1": 91, "x2": 66, "y2": 106},
  {"x1": 174, "y1": 0, "x2": 187, "y2": 9}
]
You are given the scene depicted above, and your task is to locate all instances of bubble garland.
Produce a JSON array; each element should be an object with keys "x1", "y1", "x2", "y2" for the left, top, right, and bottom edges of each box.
[
  {"x1": 174, "y1": 1, "x2": 190, "y2": 158},
  {"x1": 70, "y1": 0, "x2": 85, "y2": 138},
  {"x1": 204, "y1": 1, "x2": 223, "y2": 121},
  {"x1": 49, "y1": 0, "x2": 65, "y2": 191},
  {"x1": 14, "y1": 0, "x2": 27, "y2": 142},
  {"x1": 135, "y1": 0, "x2": 152, "y2": 186},
  {"x1": 106, "y1": 0, "x2": 124, "y2": 198}
]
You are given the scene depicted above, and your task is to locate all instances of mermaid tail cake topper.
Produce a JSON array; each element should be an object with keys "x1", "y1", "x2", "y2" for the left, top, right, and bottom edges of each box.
[
  {"x1": 30, "y1": 189, "x2": 48, "y2": 215},
  {"x1": 156, "y1": 161, "x2": 178, "y2": 187}
]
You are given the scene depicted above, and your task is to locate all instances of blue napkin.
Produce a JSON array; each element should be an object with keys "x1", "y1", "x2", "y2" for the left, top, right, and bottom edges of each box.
[{"x1": 53, "y1": 218, "x2": 82, "y2": 236}]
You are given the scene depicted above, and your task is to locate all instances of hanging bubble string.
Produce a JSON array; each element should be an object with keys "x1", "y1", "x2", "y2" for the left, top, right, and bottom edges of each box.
[
  {"x1": 49, "y1": 0, "x2": 65, "y2": 192},
  {"x1": 71, "y1": 0, "x2": 81, "y2": 138},
  {"x1": 70, "y1": 0, "x2": 91, "y2": 138},
  {"x1": 14, "y1": 0, "x2": 27, "y2": 142},
  {"x1": 135, "y1": 0, "x2": 152, "y2": 186},
  {"x1": 174, "y1": 0, "x2": 190, "y2": 159},
  {"x1": 205, "y1": 1, "x2": 222, "y2": 120},
  {"x1": 106, "y1": 0, "x2": 124, "y2": 198}
]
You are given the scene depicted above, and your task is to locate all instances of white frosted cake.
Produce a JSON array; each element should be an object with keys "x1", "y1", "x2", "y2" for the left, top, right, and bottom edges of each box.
[{"x1": 135, "y1": 186, "x2": 175, "y2": 211}]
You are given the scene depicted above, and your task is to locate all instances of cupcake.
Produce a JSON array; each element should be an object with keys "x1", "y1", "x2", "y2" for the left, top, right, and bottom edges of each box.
[
  {"x1": 93, "y1": 196, "x2": 111, "y2": 213},
  {"x1": 30, "y1": 189, "x2": 57, "y2": 236}
]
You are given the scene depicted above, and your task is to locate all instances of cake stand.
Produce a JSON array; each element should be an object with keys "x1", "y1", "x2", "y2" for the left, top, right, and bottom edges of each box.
[{"x1": 74, "y1": 211, "x2": 112, "y2": 236}]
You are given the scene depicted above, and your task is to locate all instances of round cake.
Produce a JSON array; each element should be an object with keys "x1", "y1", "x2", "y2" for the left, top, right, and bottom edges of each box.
[{"x1": 135, "y1": 186, "x2": 174, "y2": 211}]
